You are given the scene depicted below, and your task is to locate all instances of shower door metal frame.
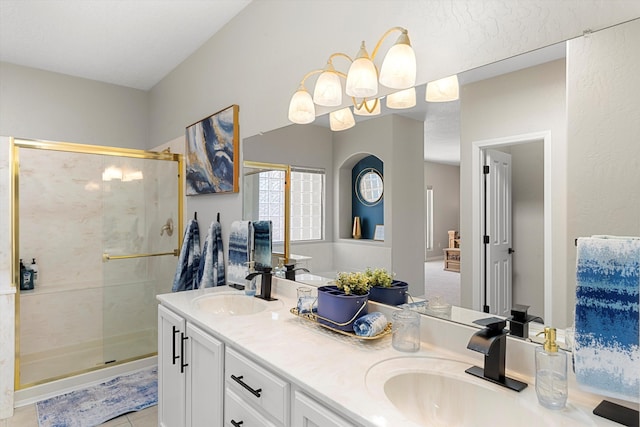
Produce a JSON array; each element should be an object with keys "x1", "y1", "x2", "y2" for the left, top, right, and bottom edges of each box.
[{"x1": 10, "y1": 137, "x2": 184, "y2": 390}]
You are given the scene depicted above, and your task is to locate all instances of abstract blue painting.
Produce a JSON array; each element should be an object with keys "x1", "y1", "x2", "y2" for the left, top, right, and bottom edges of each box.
[
  {"x1": 186, "y1": 104, "x2": 239, "y2": 195},
  {"x1": 574, "y1": 236, "x2": 640, "y2": 402}
]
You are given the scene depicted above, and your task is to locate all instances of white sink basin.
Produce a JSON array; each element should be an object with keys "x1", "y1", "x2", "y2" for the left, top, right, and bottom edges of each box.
[
  {"x1": 191, "y1": 293, "x2": 275, "y2": 316},
  {"x1": 365, "y1": 357, "x2": 597, "y2": 426}
]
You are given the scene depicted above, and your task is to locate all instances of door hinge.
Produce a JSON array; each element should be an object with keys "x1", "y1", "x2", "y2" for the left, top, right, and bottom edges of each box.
[
  {"x1": 483, "y1": 165, "x2": 490, "y2": 174},
  {"x1": 483, "y1": 235, "x2": 490, "y2": 244}
]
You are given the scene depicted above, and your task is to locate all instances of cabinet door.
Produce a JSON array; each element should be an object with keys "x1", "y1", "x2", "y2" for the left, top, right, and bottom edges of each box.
[
  {"x1": 186, "y1": 322, "x2": 224, "y2": 427},
  {"x1": 158, "y1": 305, "x2": 186, "y2": 427},
  {"x1": 293, "y1": 391, "x2": 356, "y2": 427}
]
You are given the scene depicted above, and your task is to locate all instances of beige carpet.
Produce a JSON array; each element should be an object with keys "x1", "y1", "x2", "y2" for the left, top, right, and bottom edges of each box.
[{"x1": 424, "y1": 259, "x2": 461, "y2": 307}]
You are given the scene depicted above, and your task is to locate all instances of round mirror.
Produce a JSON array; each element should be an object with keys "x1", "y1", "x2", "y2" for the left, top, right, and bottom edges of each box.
[{"x1": 356, "y1": 168, "x2": 383, "y2": 205}]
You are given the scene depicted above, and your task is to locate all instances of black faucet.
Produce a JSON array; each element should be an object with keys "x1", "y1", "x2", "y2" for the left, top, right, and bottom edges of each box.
[
  {"x1": 465, "y1": 317, "x2": 527, "y2": 392},
  {"x1": 284, "y1": 263, "x2": 310, "y2": 281},
  {"x1": 508, "y1": 304, "x2": 539, "y2": 338},
  {"x1": 245, "y1": 267, "x2": 277, "y2": 301}
]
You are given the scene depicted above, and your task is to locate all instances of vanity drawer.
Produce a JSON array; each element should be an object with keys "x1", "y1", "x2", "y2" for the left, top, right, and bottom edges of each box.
[
  {"x1": 225, "y1": 387, "x2": 278, "y2": 427},
  {"x1": 225, "y1": 347, "x2": 290, "y2": 425}
]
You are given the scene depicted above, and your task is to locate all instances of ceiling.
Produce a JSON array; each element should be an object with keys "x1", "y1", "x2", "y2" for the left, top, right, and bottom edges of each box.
[{"x1": 0, "y1": 0, "x2": 252, "y2": 90}]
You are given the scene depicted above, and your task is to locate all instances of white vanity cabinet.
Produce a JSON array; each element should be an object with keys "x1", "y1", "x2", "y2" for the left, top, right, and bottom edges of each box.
[
  {"x1": 158, "y1": 305, "x2": 224, "y2": 427},
  {"x1": 224, "y1": 347, "x2": 290, "y2": 426},
  {"x1": 292, "y1": 390, "x2": 357, "y2": 427}
]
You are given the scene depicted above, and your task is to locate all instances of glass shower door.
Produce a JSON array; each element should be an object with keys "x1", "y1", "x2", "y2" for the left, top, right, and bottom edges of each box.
[{"x1": 101, "y1": 155, "x2": 180, "y2": 365}]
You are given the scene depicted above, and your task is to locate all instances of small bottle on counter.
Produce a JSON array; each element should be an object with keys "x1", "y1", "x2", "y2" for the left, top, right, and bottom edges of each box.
[{"x1": 535, "y1": 327, "x2": 568, "y2": 409}]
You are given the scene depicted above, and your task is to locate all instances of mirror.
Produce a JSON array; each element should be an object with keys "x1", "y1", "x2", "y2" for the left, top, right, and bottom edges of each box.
[
  {"x1": 242, "y1": 19, "x2": 640, "y2": 346},
  {"x1": 356, "y1": 169, "x2": 383, "y2": 205},
  {"x1": 242, "y1": 161, "x2": 290, "y2": 262}
]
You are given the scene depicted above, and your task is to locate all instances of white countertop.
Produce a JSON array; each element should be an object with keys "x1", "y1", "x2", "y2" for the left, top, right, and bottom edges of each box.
[{"x1": 157, "y1": 280, "x2": 627, "y2": 427}]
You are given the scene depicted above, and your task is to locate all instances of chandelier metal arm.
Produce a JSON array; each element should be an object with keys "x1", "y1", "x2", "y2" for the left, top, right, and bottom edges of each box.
[
  {"x1": 327, "y1": 52, "x2": 353, "y2": 66},
  {"x1": 371, "y1": 26, "x2": 407, "y2": 60},
  {"x1": 352, "y1": 97, "x2": 379, "y2": 113}
]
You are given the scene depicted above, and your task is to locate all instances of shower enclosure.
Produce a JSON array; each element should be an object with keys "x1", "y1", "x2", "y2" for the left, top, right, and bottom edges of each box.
[{"x1": 12, "y1": 138, "x2": 183, "y2": 389}]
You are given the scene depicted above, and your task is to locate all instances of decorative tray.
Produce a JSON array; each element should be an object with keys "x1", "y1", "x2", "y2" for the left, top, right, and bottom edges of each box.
[{"x1": 289, "y1": 308, "x2": 392, "y2": 340}]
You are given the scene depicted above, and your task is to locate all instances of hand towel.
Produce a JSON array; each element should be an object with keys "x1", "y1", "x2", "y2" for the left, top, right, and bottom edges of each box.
[
  {"x1": 574, "y1": 236, "x2": 640, "y2": 402},
  {"x1": 353, "y1": 312, "x2": 388, "y2": 337},
  {"x1": 252, "y1": 220, "x2": 272, "y2": 270},
  {"x1": 197, "y1": 220, "x2": 225, "y2": 288},
  {"x1": 172, "y1": 219, "x2": 201, "y2": 292},
  {"x1": 227, "y1": 220, "x2": 251, "y2": 286}
]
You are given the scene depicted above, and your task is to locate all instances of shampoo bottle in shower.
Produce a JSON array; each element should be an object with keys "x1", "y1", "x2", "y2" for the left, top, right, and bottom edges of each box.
[
  {"x1": 30, "y1": 258, "x2": 39, "y2": 286},
  {"x1": 535, "y1": 327, "x2": 567, "y2": 409},
  {"x1": 19, "y1": 259, "x2": 34, "y2": 291}
]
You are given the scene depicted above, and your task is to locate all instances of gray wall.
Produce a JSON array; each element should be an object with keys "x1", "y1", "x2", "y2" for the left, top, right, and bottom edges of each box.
[
  {"x1": 0, "y1": 63, "x2": 148, "y2": 149},
  {"x1": 566, "y1": 19, "x2": 640, "y2": 311},
  {"x1": 424, "y1": 161, "x2": 460, "y2": 260}
]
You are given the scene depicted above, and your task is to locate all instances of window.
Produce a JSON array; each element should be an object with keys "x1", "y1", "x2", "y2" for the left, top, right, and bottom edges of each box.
[
  {"x1": 257, "y1": 167, "x2": 325, "y2": 243},
  {"x1": 425, "y1": 186, "x2": 434, "y2": 252},
  {"x1": 258, "y1": 170, "x2": 285, "y2": 242},
  {"x1": 290, "y1": 168, "x2": 324, "y2": 241}
]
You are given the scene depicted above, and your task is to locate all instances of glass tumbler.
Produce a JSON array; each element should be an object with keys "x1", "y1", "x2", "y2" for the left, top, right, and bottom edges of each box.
[
  {"x1": 296, "y1": 287, "x2": 315, "y2": 313},
  {"x1": 391, "y1": 309, "x2": 420, "y2": 352}
]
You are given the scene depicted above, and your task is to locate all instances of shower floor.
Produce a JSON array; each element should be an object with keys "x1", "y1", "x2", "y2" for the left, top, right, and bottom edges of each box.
[{"x1": 19, "y1": 329, "x2": 157, "y2": 387}]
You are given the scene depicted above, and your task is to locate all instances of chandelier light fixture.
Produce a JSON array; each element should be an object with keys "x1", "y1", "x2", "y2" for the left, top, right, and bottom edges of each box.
[{"x1": 288, "y1": 27, "x2": 417, "y2": 130}]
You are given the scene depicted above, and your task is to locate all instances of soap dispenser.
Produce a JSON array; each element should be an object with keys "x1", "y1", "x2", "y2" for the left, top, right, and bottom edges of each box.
[{"x1": 535, "y1": 327, "x2": 568, "y2": 409}]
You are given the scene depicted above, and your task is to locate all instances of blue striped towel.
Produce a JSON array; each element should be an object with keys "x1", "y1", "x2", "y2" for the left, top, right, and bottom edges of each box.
[
  {"x1": 252, "y1": 220, "x2": 272, "y2": 270},
  {"x1": 197, "y1": 220, "x2": 225, "y2": 288},
  {"x1": 227, "y1": 220, "x2": 251, "y2": 286},
  {"x1": 353, "y1": 312, "x2": 388, "y2": 337},
  {"x1": 172, "y1": 219, "x2": 201, "y2": 292},
  {"x1": 574, "y1": 236, "x2": 640, "y2": 402}
]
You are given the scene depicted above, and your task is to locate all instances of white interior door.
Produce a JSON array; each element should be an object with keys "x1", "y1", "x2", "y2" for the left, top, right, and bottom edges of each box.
[{"x1": 484, "y1": 149, "x2": 512, "y2": 317}]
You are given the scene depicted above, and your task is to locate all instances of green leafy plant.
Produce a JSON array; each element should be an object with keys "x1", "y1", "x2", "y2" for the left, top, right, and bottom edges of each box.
[
  {"x1": 365, "y1": 267, "x2": 393, "y2": 288},
  {"x1": 335, "y1": 271, "x2": 372, "y2": 296}
]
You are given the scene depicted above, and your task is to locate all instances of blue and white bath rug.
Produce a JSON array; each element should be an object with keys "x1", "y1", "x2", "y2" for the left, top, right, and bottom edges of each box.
[{"x1": 36, "y1": 366, "x2": 157, "y2": 427}]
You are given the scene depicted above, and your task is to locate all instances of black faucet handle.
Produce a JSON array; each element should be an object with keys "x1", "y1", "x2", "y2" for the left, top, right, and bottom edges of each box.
[
  {"x1": 473, "y1": 317, "x2": 507, "y2": 332},
  {"x1": 510, "y1": 304, "x2": 530, "y2": 321}
]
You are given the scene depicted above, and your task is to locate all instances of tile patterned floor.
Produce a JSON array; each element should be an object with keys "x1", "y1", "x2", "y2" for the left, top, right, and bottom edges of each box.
[{"x1": 1, "y1": 404, "x2": 157, "y2": 427}]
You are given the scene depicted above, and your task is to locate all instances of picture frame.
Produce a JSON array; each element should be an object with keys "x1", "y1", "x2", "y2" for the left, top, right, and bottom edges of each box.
[
  {"x1": 185, "y1": 104, "x2": 239, "y2": 195},
  {"x1": 373, "y1": 224, "x2": 384, "y2": 241}
]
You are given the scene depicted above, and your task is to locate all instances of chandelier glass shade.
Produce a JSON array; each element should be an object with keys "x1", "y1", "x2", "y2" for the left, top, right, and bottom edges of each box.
[
  {"x1": 288, "y1": 27, "x2": 417, "y2": 130},
  {"x1": 386, "y1": 87, "x2": 416, "y2": 109},
  {"x1": 329, "y1": 107, "x2": 356, "y2": 131},
  {"x1": 378, "y1": 31, "x2": 416, "y2": 90},
  {"x1": 425, "y1": 75, "x2": 460, "y2": 102},
  {"x1": 313, "y1": 63, "x2": 343, "y2": 107},
  {"x1": 287, "y1": 85, "x2": 315, "y2": 124}
]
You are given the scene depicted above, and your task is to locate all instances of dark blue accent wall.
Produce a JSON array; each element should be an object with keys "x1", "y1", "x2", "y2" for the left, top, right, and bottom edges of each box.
[{"x1": 352, "y1": 155, "x2": 384, "y2": 239}]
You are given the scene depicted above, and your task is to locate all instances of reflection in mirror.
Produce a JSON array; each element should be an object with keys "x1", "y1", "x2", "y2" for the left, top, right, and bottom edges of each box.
[
  {"x1": 242, "y1": 161, "x2": 290, "y2": 263},
  {"x1": 356, "y1": 168, "x2": 383, "y2": 205},
  {"x1": 241, "y1": 19, "x2": 640, "y2": 351}
]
